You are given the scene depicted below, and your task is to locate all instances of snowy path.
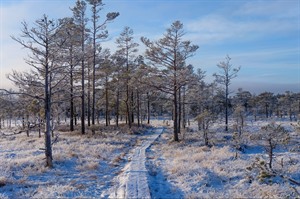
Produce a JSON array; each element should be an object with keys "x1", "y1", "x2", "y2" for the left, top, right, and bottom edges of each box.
[{"x1": 105, "y1": 127, "x2": 164, "y2": 199}]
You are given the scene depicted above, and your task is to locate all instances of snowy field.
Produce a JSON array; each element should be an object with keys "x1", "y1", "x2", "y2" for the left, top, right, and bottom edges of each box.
[
  {"x1": 0, "y1": 124, "x2": 151, "y2": 198},
  {"x1": 148, "y1": 119, "x2": 300, "y2": 198},
  {"x1": 0, "y1": 119, "x2": 300, "y2": 198}
]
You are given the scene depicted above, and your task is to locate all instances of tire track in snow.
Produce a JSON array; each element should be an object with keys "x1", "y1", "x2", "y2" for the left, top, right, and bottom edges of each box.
[{"x1": 106, "y1": 127, "x2": 164, "y2": 199}]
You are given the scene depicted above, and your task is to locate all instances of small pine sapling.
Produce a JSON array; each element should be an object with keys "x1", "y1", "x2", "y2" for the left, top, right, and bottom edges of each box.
[
  {"x1": 195, "y1": 110, "x2": 217, "y2": 147},
  {"x1": 260, "y1": 122, "x2": 290, "y2": 169},
  {"x1": 233, "y1": 105, "x2": 246, "y2": 131},
  {"x1": 246, "y1": 157, "x2": 276, "y2": 184},
  {"x1": 232, "y1": 131, "x2": 242, "y2": 158},
  {"x1": 232, "y1": 105, "x2": 246, "y2": 158},
  {"x1": 290, "y1": 121, "x2": 300, "y2": 152}
]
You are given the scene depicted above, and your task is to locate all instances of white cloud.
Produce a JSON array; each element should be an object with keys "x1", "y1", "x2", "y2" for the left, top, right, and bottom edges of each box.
[
  {"x1": 185, "y1": 0, "x2": 299, "y2": 45},
  {"x1": 233, "y1": 0, "x2": 299, "y2": 19},
  {"x1": 186, "y1": 15, "x2": 297, "y2": 45}
]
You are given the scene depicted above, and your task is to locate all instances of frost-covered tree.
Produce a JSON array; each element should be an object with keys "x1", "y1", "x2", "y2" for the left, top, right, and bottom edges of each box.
[
  {"x1": 86, "y1": 0, "x2": 119, "y2": 128},
  {"x1": 97, "y1": 48, "x2": 114, "y2": 126},
  {"x1": 195, "y1": 109, "x2": 216, "y2": 146},
  {"x1": 260, "y1": 122, "x2": 289, "y2": 169},
  {"x1": 257, "y1": 92, "x2": 274, "y2": 119},
  {"x1": 71, "y1": 0, "x2": 89, "y2": 134},
  {"x1": 233, "y1": 104, "x2": 246, "y2": 130},
  {"x1": 213, "y1": 55, "x2": 240, "y2": 132},
  {"x1": 56, "y1": 17, "x2": 81, "y2": 131},
  {"x1": 282, "y1": 91, "x2": 297, "y2": 121},
  {"x1": 110, "y1": 54, "x2": 126, "y2": 126},
  {"x1": 141, "y1": 21, "x2": 198, "y2": 141},
  {"x1": 9, "y1": 15, "x2": 63, "y2": 167},
  {"x1": 232, "y1": 104, "x2": 246, "y2": 156},
  {"x1": 235, "y1": 88, "x2": 252, "y2": 113},
  {"x1": 185, "y1": 68, "x2": 208, "y2": 124},
  {"x1": 0, "y1": 93, "x2": 16, "y2": 129},
  {"x1": 115, "y1": 26, "x2": 139, "y2": 128}
]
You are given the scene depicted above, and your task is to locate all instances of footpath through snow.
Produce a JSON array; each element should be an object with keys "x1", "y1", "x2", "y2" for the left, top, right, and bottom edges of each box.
[{"x1": 104, "y1": 127, "x2": 164, "y2": 198}]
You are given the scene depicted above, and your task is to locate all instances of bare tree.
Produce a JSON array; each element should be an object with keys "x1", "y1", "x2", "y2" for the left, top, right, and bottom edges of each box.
[
  {"x1": 9, "y1": 15, "x2": 62, "y2": 167},
  {"x1": 213, "y1": 55, "x2": 240, "y2": 132}
]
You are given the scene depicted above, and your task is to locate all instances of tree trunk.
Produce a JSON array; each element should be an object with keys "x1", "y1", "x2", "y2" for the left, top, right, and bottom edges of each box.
[
  {"x1": 74, "y1": 107, "x2": 77, "y2": 126},
  {"x1": 131, "y1": 91, "x2": 134, "y2": 124},
  {"x1": 81, "y1": 58, "x2": 85, "y2": 135},
  {"x1": 137, "y1": 90, "x2": 140, "y2": 127},
  {"x1": 26, "y1": 114, "x2": 29, "y2": 137},
  {"x1": 204, "y1": 129, "x2": 209, "y2": 146},
  {"x1": 70, "y1": 72, "x2": 74, "y2": 132},
  {"x1": 22, "y1": 116, "x2": 25, "y2": 129},
  {"x1": 92, "y1": 20, "x2": 96, "y2": 129},
  {"x1": 105, "y1": 77, "x2": 109, "y2": 126},
  {"x1": 182, "y1": 86, "x2": 186, "y2": 129},
  {"x1": 45, "y1": 56, "x2": 53, "y2": 168},
  {"x1": 116, "y1": 89, "x2": 120, "y2": 127},
  {"x1": 126, "y1": 82, "x2": 131, "y2": 128},
  {"x1": 173, "y1": 84, "x2": 179, "y2": 142},
  {"x1": 45, "y1": 99, "x2": 53, "y2": 168},
  {"x1": 225, "y1": 82, "x2": 229, "y2": 132},
  {"x1": 80, "y1": 13, "x2": 86, "y2": 134},
  {"x1": 51, "y1": 116, "x2": 54, "y2": 138},
  {"x1": 268, "y1": 139, "x2": 273, "y2": 169},
  {"x1": 147, "y1": 92, "x2": 150, "y2": 124},
  {"x1": 87, "y1": 64, "x2": 91, "y2": 127},
  {"x1": 38, "y1": 112, "x2": 41, "y2": 138},
  {"x1": 178, "y1": 87, "x2": 181, "y2": 132}
]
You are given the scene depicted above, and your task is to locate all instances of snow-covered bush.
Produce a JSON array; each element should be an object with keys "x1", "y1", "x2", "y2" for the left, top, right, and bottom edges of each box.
[
  {"x1": 195, "y1": 110, "x2": 217, "y2": 146},
  {"x1": 260, "y1": 122, "x2": 289, "y2": 169},
  {"x1": 233, "y1": 105, "x2": 246, "y2": 130},
  {"x1": 246, "y1": 157, "x2": 279, "y2": 184}
]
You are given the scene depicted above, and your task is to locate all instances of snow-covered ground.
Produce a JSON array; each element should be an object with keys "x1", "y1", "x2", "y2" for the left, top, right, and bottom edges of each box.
[
  {"x1": 0, "y1": 124, "x2": 151, "y2": 198},
  {"x1": 0, "y1": 119, "x2": 299, "y2": 198},
  {"x1": 147, "y1": 119, "x2": 300, "y2": 198}
]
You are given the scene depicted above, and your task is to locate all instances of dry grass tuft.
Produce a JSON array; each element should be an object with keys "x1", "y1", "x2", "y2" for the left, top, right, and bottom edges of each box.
[
  {"x1": 0, "y1": 177, "x2": 8, "y2": 187},
  {"x1": 77, "y1": 160, "x2": 99, "y2": 171},
  {"x1": 111, "y1": 152, "x2": 126, "y2": 166}
]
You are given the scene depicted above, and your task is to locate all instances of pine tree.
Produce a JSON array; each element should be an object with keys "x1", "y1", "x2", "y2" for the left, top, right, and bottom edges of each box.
[
  {"x1": 141, "y1": 21, "x2": 198, "y2": 141},
  {"x1": 115, "y1": 26, "x2": 139, "y2": 128},
  {"x1": 71, "y1": 0, "x2": 89, "y2": 134},
  {"x1": 85, "y1": 0, "x2": 119, "y2": 129},
  {"x1": 10, "y1": 15, "x2": 63, "y2": 167},
  {"x1": 213, "y1": 55, "x2": 240, "y2": 132}
]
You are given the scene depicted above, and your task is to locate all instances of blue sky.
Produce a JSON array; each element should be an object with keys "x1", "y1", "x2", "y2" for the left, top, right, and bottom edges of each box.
[{"x1": 0, "y1": 0, "x2": 299, "y2": 94}]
